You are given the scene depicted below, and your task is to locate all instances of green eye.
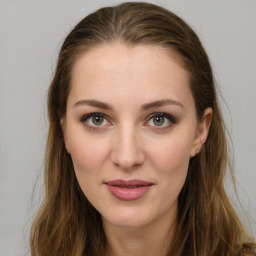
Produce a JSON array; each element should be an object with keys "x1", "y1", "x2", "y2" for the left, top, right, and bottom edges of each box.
[
  {"x1": 147, "y1": 113, "x2": 177, "y2": 128},
  {"x1": 81, "y1": 112, "x2": 109, "y2": 128},
  {"x1": 153, "y1": 116, "x2": 165, "y2": 126},
  {"x1": 92, "y1": 116, "x2": 104, "y2": 125}
]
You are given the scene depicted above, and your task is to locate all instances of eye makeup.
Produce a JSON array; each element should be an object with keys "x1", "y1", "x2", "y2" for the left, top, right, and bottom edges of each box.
[
  {"x1": 79, "y1": 111, "x2": 177, "y2": 131},
  {"x1": 146, "y1": 112, "x2": 177, "y2": 127},
  {"x1": 80, "y1": 112, "x2": 111, "y2": 130}
]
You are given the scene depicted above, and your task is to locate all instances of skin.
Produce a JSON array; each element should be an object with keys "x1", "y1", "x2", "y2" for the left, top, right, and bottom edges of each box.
[{"x1": 62, "y1": 44, "x2": 212, "y2": 256}]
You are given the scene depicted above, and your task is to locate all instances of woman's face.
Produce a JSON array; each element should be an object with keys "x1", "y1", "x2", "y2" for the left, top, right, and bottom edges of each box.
[{"x1": 63, "y1": 44, "x2": 210, "y2": 229}]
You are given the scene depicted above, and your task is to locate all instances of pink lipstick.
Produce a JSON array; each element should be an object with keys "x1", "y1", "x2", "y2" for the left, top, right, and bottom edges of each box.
[{"x1": 105, "y1": 179, "x2": 153, "y2": 201}]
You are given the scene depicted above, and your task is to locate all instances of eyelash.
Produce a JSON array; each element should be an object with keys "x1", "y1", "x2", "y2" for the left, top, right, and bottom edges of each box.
[
  {"x1": 80, "y1": 112, "x2": 108, "y2": 129},
  {"x1": 80, "y1": 112, "x2": 177, "y2": 130},
  {"x1": 147, "y1": 112, "x2": 177, "y2": 129}
]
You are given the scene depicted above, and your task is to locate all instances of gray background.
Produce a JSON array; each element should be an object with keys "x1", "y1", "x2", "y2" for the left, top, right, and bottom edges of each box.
[{"x1": 0, "y1": 0, "x2": 255, "y2": 255}]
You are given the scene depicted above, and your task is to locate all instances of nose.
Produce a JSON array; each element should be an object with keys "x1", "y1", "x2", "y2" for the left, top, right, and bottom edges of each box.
[{"x1": 110, "y1": 124, "x2": 145, "y2": 170}]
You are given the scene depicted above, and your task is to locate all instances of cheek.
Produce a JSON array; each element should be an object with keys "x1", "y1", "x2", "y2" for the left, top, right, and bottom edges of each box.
[
  {"x1": 147, "y1": 131, "x2": 194, "y2": 174},
  {"x1": 67, "y1": 133, "x2": 112, "y2": 204},
  {"x1": 146, "y1": 129, "x2": 195, "y2": 196},
  {"x1": 67, "y1": 130, "x2": 110, "y2": 177},
  {"x1": 152, "y1": 142, "x2": 190, "y2": 189}
]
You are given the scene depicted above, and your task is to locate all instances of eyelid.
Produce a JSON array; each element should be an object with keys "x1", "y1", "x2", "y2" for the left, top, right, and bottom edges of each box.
[
  {"x1": 80, "y1": 111, "x2": 177, "y2": 130},
  {"x1": 80, "y1": 112, "x2": 106, "y2": 121},
  {"x1": 145, "y1": 112, "x2": 177, "y2": 128},
  {"x1": 80, "y1": 112, "x2": 111, "y2": 129}
]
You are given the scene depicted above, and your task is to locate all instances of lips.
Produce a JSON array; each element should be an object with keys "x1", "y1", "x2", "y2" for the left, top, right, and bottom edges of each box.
[{"x1": 104, "y1": 179, "x2": 153, "y2": 201}]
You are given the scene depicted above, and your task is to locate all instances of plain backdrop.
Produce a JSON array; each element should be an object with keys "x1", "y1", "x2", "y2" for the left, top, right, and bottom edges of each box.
[{"x1": 0, "y1": 0, "x2": 255, "y2": 255}]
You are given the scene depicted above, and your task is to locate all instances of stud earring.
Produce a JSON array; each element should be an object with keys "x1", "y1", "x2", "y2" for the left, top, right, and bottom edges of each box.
[{"x1": 195, "y1": 147, "x2": 200, "y2": 155}]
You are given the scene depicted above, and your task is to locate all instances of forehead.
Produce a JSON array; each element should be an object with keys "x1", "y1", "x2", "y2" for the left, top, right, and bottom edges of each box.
[{"x1": 69, "y1": 43, "x2": 193, "y2": 108}]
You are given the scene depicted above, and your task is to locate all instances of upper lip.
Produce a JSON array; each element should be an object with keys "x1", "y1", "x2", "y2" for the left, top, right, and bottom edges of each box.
[{"x1": 105, "y1": 179, "x2": 153, "y2": 187}]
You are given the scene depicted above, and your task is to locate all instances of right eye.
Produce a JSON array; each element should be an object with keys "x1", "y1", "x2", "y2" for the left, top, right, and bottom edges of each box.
[
  {"x1": 80, "y1": 112, "x2": 110, "y2": 128},
  {"x1": 145, "y1": 112, "x2": 177, "y2": 129}
]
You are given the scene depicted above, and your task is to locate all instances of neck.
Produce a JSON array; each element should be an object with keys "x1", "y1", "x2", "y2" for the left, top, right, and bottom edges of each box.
[{"x1": 103, "y1": 212, "x2": 176, "y2": 256}]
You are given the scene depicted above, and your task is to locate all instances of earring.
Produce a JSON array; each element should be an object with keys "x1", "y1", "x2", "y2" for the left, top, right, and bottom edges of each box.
[{"x1": 195, "y1": 147, "x2": 200, "y2": 155}]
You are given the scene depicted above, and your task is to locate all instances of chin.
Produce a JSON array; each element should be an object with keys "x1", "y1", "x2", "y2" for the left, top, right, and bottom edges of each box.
[{"x1": 102, "y1": 206, "x2": 156, "y2": 228}]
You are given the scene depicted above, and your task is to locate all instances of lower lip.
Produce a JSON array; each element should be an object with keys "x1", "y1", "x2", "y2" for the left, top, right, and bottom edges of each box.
[{"x1": 106, "y1": 184, "x2": 152, "y2": 201}]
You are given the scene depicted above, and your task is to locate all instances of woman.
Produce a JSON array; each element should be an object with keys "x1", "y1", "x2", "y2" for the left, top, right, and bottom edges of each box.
[{"x1": 30, "y1": 2, "x2": 256, "y2": 255}]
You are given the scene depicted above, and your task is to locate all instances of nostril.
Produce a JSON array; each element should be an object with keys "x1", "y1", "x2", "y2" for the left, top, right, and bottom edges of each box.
[{"x1": 110, "y1": 147, "x2": 145, "y2": 169}]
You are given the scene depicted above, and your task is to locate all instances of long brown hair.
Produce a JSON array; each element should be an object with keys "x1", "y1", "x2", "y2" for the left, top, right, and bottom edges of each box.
[{"x1": 30, "y1": 2, "x2": 255, "y2": 255}]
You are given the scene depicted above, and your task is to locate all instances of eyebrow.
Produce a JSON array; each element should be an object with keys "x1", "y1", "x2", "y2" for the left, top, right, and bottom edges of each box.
[
  {"x1": 73, "y1": 99, "x2": 113, "y2": 110},
  {"x1": 73, "y1": 99, "x2": 184, "y2": 110},
  {"x1": 141, "y1": 99, "x2": 184, "y2": 111}
]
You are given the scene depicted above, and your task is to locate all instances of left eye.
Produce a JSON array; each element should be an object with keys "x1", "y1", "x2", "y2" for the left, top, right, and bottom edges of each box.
[
  {"x1": 81, "y1": 113, "x2": 110, "y2": 127},
  {"x1": 147, "y1": 113, "x2": 176, "y2": 128}
]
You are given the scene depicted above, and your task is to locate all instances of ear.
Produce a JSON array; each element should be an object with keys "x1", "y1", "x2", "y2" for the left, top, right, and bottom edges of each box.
[
  {"x1": 60, "y1": 118, "x2": 70, "y2": 153},
  {"x1": 190, "y1": 107, "x2": 212, "y2": 157}
]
